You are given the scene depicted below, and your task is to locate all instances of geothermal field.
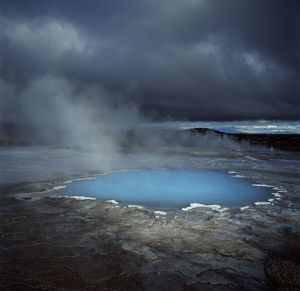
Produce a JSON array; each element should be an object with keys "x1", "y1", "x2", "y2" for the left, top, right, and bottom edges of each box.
[
  {"x1": 1, "y1": 123, "x2": 300, "y2": 290},
  {"x1": 0, "y1": 1, "x2": 299, "y2": 290}
]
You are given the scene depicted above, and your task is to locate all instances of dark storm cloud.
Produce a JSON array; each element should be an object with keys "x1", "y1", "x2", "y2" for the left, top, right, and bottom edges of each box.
[{"x1": 0, "y1": 0, "x2": 299, "y2": 120}]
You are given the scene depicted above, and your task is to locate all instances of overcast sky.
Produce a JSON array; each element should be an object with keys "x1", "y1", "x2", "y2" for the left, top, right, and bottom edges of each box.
[{"x1": 0, "y1": 0, "x2": 299, "y2": 121}]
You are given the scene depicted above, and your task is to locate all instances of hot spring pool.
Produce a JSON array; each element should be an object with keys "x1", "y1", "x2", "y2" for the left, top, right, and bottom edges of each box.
[{"x1": 51, "y1": 170, "x2": 271, "y2": 210}]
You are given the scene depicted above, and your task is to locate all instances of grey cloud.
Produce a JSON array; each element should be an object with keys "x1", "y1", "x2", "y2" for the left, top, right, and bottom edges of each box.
[{"x1": 0, "y1": 0, "x2": 299, "y2": 122}]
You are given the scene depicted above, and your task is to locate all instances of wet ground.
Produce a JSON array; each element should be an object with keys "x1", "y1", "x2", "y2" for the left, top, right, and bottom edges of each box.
[{"x1": 0, "y1": 145, "x2": 300, "y2": 290}]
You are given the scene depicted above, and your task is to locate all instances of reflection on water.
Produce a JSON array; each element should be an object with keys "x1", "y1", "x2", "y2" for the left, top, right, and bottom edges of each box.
[{"x1": 50, "y1": 170, "x2": 270, "y2": 209}]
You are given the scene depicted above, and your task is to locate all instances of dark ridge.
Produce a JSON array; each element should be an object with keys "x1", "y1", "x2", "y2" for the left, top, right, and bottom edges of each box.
[
  {"x1": 1, "y1": 123, "x2": 299, "y2": 152},
  {"x1": 189, "y1": 128, "x2": 300, "y2": 152}
]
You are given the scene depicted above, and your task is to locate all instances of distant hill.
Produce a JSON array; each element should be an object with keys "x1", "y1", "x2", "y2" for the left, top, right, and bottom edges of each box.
[{"x1": 189, "y1": 128, "x2": 300, "y2": 152}]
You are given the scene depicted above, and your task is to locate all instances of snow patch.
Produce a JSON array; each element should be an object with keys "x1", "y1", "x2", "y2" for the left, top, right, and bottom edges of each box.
[
  {"x1": 52, "y1": 186, "x2": 66, "y2": 190},
  {"x1": 106, "y1": 200, "x2": 119, "y2": 204},
  {"x1": 63, "y1": 177, "x2": 96, "y2": 184},
  {"x1": 273, "y1": 187, "x2": 287, "y2": 193},
  {"x1": 240, "y1": 206, "x2": 250, "y2": 211},
  {"x1": 182, "y1": 203, "x2": 221, "y2": 211},
  {"x1": 252, "y1": 184, "x2": 274, "y2": 188},
  {"x1": 63, "y1": 195, "x2": 96, "y2": 200},
  {"x1": 154, "y1": 211, "x2": 167, "y2": 215},
  {"x1": 128, "y1": 205, "x2": 144, "y2": 209},
  {"x1": 254, "y1": 201, "x2": 271, "y2": 206},
  {"x1": 218, "y1": 207, "x2": 229, "y2": 212},
  {"x1": 272, "y1": 193, "x2": 282, "y2": 198},
  {"x1": 278, "y1": 190, "x2": 288, "y2": 193}
]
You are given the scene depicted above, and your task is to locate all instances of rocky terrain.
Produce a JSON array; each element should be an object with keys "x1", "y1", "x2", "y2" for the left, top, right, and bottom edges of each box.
[
  {"x1": 1, "y1": 188, "x2": 299, "y2": 290},
  {"x1": 0, "y1": 141, "x2": 300, "y2": 290}
]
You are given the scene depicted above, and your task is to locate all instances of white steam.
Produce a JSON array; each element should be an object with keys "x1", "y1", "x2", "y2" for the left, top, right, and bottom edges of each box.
[{"x1": 0, "y1": 16, "x2": 249, "y2": 169}]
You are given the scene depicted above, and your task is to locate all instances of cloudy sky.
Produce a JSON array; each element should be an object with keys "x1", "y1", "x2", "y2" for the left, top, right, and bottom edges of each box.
[{"x1": 0, "y1": 0, "x2": 299, "y2": 121}]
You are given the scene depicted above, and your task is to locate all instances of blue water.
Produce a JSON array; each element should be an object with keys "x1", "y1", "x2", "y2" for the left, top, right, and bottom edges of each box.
[{"x1": 51, "y1": 170, "x2": 270, "y2": 209}]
